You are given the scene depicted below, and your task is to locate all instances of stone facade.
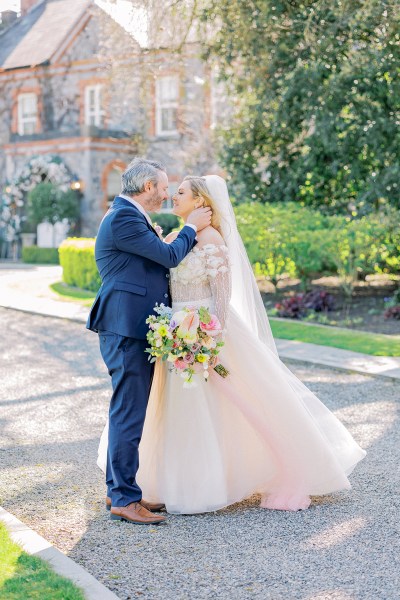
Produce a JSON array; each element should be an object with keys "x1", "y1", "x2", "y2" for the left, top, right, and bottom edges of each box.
[{"x1": 0, "y1": 0, "x2": 219, "y2": 236}]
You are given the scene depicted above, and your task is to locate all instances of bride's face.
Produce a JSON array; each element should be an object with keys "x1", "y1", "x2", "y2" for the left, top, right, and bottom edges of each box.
[{"x1": 172, "y1": 181, "x2": 199, "y2": 218}]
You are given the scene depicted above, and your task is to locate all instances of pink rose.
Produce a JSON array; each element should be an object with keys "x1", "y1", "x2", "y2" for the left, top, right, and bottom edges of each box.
[
  {"x1": 174, "y1": 359, "x2": 186, "y2": 370},
  {"x1": 200, "y1": 315, "x2": 222, "y2": 336},
  {"x1": 183, "y1": 352, "x2": 195, "y2": 364}
]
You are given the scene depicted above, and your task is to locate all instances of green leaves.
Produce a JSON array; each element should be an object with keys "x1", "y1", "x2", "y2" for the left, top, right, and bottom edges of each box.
[
  {"x1": 235, "y1": 202, "x2": 400, "y2": 293},
  {"x1": 206, "y1": 0, "x2": 400, "y2": 214},
  {"x1": 27, "y1": 182, "x2": 80, "y2": 226}
]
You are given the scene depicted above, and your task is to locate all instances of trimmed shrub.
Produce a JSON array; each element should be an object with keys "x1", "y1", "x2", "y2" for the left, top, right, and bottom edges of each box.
[
  {"x1": 59, "y1": 238, "x2": 100, "y2": 292},
  {"x1": 235, "y1": 202, "x2": 400, "y2": 291},
  {"x1": 22, "y1": 246, "x2": 59, "y2": 264},
  {"x1": 149, "y1": 212, "x2": 180, "y2": 236}
]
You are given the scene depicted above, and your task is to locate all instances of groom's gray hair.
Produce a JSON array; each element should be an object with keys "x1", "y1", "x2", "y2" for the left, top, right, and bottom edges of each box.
[{"x1": 121, "y1": 157, "x2": 166, "y2": 195}]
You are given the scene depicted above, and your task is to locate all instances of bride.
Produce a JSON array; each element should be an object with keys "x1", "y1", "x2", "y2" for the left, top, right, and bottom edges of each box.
[{"x1": 98, "y1": 175, "x2": 366, "y2": 513}]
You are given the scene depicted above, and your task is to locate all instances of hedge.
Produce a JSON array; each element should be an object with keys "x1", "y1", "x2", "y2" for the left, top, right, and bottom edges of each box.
[
  {"x1": 149, "y1": 212, "x2": 180, "y2": 236},
  {"x1": 58, "y1": 238, "x2": 100, "y2": 292},
  {"x1": 22, "y1": 246, "x2": 59, "y2": 264},
  {"x1": 235, "y1": 203, "x2": 400, "y2": 293}
]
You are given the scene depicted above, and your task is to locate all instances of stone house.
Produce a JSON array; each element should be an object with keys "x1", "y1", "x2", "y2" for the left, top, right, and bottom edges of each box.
[{"x1": 0, "y1": 0, "x2": 219, "y2": 236}]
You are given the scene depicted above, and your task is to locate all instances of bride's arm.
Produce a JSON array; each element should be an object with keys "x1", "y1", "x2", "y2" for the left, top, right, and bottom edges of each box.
[{"x1": 201, "y1": 231, "x2": 232, "y2": 334}]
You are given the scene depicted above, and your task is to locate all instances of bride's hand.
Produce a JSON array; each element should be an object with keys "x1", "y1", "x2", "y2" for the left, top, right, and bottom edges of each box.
[{"x1": 209, "y1": 355, "x2": 219, "y2": 369}]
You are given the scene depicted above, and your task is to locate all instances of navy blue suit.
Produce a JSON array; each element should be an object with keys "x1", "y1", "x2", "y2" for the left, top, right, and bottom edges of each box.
[{"x1": 87, "y1": 196, "x2": 197, "y2": 506}]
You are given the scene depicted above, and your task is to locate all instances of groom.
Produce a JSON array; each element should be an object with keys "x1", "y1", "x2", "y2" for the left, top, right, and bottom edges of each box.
[{"x1": 87, "y1": 157, "x2": 211, "y2": 524}]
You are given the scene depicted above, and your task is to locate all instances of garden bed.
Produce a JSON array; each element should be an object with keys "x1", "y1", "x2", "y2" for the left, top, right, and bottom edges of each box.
[{"x1": 260, "y1": 274, "x2": 400, "y2": 336}]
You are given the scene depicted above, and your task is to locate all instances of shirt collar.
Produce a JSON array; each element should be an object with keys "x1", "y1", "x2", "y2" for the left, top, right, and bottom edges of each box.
[{"x1": 119, "y1": 194, "x2": 152, "y2": 226}]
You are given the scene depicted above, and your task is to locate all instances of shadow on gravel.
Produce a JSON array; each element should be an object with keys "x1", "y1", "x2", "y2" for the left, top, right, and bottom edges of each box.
[
  {"x1": 66, "y1": 376, "x2": 399, "y2": 600},
  {"x1": 0, "y1": 383, "x2": 107, "y2": 408}
]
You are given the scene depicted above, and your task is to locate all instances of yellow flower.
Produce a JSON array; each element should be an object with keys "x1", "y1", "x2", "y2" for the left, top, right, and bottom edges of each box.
[
  {"x1": 158, "y1": 325, "x2": 168, "y2": 337},
  {"x1": 196, "y1": 354, "x2": 208, "y2": 363}
]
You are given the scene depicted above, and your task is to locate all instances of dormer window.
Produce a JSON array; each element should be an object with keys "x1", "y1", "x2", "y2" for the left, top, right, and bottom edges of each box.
[
  {"x1": 85, "y1": 85, "x2": 104, "y2": 127},
  {"x1": 156, "y1": 76, "x2": 179, "y2": 136},
  {"x1": 18, "y1": 93, "x2": 38, "y2": 135}
]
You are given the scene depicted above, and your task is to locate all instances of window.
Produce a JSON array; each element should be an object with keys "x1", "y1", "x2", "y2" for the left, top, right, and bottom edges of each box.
[
  {"x1": 18, "y1": 93, "x2": 38, "y2": 135},
  {"x1": 156, "y1": 76, "x2": 178, "y2": 136},
  {"x1": 85, "y1": 85, "x2": 104, "y2": 127}
]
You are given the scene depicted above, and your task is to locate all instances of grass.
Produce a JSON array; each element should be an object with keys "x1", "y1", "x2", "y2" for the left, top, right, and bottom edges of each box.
[
  {"x1": 270, "y1": 318, "x2": 400, "y2": 356},
  {"x1": 0, "y1": 522, "x2": 85, "y2": 600},
  {"x1": 50, "y1": 282, "x2": 96, "y2": 307},
  {"x1": 49, "y1": 282, "x2": 400, "y2": 356}
]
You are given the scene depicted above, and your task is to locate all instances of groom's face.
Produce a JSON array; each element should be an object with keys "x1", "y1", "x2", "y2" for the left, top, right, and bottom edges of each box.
[{"x1": 145, "y1": 171, "x2": 169, "y2": 213}]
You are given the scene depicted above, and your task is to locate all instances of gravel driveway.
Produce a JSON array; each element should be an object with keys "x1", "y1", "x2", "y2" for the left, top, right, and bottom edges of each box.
[{"x1": 0, "y1": 308, "x2": 399, "y2": 599}]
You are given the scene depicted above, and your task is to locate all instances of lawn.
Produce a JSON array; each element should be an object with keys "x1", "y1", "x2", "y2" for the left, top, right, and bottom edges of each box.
[
  {"x1": 0, "y1": 522, "x2": 85, "y2": 600},
  {"x1": 50, "y1": 282, "x2": 96, "y2": 307},
  {"x1": 270, "y1": 318, "x2": 400, "y2": 357}
]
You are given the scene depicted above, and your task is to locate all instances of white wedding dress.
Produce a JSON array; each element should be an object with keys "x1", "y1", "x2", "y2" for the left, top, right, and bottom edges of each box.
[{"x1": 98, "y1": 244, "x2": 366, "y2": 514}]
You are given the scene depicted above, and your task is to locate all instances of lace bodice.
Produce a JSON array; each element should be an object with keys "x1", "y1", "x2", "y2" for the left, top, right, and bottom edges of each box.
[{"x1": 170, "y1": 243, "x2": 232, "y2": 329}]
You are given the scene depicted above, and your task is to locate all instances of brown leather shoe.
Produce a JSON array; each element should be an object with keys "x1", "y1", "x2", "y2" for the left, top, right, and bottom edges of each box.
[
  {"x1": 106, "y1": 496, "x2": 165, "y2": 512},
  {"x1": 110, "y1": 502, "x2": 166, "y2": 525},
  {"x1": 141, "y1": 499, "x2": 166, "y2": 512}
]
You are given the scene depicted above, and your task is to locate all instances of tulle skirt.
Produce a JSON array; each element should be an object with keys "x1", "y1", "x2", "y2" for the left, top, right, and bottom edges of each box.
[{"x1": 98, "y1": 300, "x2": 366, "y2": 513}]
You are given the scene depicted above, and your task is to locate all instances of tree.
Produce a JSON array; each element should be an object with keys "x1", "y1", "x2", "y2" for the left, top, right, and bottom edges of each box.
[
  {"x1": 27, "y1": 182, "x2": 80, "y2": 227},
  {"x1": 202, "y1": 0, "x2": 400, "y2": 215}
]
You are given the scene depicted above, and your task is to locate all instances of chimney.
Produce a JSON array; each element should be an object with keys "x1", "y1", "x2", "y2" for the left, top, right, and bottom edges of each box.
[
  {"x1": 21, "y1": 0, "x2": 42, "y2": 16},
  {"x1": 1, "y1": 10, "x2": 18, "y2": 27}
]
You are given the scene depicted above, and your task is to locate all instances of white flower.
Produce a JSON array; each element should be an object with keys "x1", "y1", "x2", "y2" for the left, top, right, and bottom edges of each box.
[{"x1": 207, "y1": 268, "x2": 218, "y2": 278}]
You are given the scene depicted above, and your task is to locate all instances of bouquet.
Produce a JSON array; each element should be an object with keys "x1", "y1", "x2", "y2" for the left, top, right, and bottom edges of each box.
[{"x1": 145, "y1": 304, "x2": 229, "y2": 388}]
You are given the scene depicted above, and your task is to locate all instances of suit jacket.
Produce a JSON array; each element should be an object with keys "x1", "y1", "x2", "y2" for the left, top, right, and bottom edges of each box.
[{"x1": 86, "y1": 196, "x2": 197, "y2": 339}]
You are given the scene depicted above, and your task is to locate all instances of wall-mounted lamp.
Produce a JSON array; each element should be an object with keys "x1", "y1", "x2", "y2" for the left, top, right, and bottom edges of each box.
[{"x1": 70, "y1": 180, "x2": 82, "y2": 191}]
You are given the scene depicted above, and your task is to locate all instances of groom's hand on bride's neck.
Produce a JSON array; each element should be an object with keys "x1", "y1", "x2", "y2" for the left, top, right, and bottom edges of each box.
[{"x1": 187, "y1": 207, "x2": 212, "y2": 232}]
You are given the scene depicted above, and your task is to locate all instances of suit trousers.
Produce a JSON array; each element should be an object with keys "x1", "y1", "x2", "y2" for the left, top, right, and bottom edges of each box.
[{"x1": 99, "y1": 331, "x2": 154, "y2": 507}]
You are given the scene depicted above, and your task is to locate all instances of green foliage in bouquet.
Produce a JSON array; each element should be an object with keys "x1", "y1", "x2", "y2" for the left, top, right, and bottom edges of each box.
[{"x1": 59, "y1": 237, "x2": 101, "y2": 292}]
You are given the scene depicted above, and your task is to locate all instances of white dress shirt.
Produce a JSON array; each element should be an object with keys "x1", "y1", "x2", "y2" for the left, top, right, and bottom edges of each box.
[{"x1": 118, "y1": 194, "x2": 197, "y2": 233}]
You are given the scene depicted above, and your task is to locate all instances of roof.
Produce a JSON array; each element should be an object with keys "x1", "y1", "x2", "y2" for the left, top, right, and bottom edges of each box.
[{"x1": 0, "y1": 0, "x2": 92, "y2": 70}]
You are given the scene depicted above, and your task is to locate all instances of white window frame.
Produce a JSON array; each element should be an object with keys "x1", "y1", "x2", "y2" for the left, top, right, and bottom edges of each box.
[
  {"x1": 84, "y1": 84, "x2": 104, "y2": 127},
  {"x1": 156, "y1": 76, "x2": 179, "y2": 136},
  {"x1": 17, "y1": 93, "x2": 38, "y2": 135}
]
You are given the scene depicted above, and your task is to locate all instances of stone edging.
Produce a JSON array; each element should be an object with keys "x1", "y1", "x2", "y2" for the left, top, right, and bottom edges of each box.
[{"x1": 0, "y1": 506, "x2": 119, "y2": 600}]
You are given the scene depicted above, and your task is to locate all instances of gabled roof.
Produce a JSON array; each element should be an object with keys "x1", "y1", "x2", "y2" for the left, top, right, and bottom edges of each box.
[{"x1": 0, "y1": 0, "x2": 92, "y2": 71}]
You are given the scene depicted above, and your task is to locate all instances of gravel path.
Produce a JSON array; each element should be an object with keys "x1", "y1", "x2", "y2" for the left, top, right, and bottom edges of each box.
[{"x1": 0, "y1": 308, "x2": 399, "y2": 600}]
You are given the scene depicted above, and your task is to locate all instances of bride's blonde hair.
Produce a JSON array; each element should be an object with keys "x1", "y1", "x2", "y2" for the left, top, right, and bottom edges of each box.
[{"x1": 183, "y1": 176, "x2": 222, "y2": 233}]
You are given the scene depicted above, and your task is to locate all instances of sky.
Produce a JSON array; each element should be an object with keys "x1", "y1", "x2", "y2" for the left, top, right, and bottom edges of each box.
[{"x1": 0, "y1": 0, "x2": 20, "y2": 10}]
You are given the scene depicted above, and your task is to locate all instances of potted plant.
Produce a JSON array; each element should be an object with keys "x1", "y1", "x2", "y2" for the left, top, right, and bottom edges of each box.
[{"x1": 20, "y1": 216, "x2": 37, "y2": 247}]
